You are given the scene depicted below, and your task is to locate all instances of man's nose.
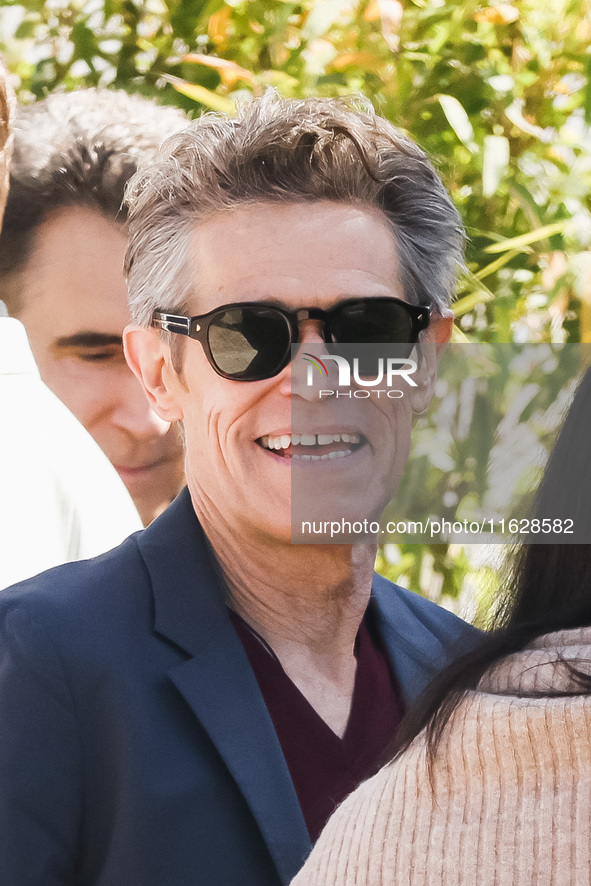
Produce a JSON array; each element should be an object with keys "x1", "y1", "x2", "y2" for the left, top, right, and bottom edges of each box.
[
  {"x1": 277, "y1": 318, "x2": 336, "y2": 398},
  {"x1": 296, "y1": 318, "x2": 326, "y2": 345},
  {"x1": 111, "y1": 370, "x2": 170, "y2": 439}
]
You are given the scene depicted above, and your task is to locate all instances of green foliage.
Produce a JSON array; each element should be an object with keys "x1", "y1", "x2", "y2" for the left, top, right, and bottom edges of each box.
[{"x1": 3, "y1": 0, "x2": 591, "y2": 614}]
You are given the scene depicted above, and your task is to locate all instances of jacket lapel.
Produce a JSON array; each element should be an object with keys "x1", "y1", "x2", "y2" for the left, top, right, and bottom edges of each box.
[
  {"x1": 136, "y1": 492, "x2": 470, "y2": 878},
  {"x1": 168, "y1": 639, "x2": 311, "y2": 883},
  {"x1": 136, "y1": 490, "x2": 311, "y2": 884}
]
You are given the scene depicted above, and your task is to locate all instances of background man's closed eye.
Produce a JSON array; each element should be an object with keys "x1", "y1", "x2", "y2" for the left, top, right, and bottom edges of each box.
[{"x1": 0, "y1": 88, "x2": 188, "y2": 525}]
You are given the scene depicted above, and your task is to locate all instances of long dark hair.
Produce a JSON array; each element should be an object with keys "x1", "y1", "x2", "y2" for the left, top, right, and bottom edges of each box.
[{"x1": 392, "y1": 365, "x2": 591, "y2": 762}]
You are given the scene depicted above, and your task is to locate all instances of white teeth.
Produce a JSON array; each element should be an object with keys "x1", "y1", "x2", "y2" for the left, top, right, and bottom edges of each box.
[
  {"x1": 262, "y1": 434, "x2": 291, "y2": 450},
  {"x1": 260, "y1": 432, "x2": 361, "y2": 450},
  {"x1": 298, "y1": 433, "x2": 360, "y2": 446},
  {"x1": 292, "y1": 449, "x2": 353, "y2": 463}
]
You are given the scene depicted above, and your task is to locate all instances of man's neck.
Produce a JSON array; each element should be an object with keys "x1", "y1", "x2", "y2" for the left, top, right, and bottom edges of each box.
[{"x1": 198, "y1": 507, "x2": 377, "y2": 736}]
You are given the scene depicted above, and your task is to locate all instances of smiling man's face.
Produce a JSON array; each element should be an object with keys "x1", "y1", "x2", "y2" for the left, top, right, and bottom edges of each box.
[
  {"x1": 16, "y1": 205, "x2": 185, "y2": 525},
  {"x1": 135, "y1": 201, "x2": 447, "y2": 542}
]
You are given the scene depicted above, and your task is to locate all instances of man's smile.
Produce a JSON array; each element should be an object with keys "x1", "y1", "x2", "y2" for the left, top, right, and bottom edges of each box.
[{"x1": 257, "y1": 432, "x2": 365, "y2": 460}]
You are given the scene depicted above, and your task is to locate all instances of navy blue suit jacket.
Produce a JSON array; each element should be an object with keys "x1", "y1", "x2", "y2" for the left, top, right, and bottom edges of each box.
[{"x1": 0, "y1": 489, "x2": 478, "y2": 886}]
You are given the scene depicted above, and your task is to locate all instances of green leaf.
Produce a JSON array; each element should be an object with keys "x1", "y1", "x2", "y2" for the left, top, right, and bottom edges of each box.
[
  {"x1": 457, "y1": 267, "x2": 496, "y2": 300},
  {"x1": 438, "y1": 94, "x2": 478, "y2": 153},
  {"x1": 453, "y1": 290, "x2": 494, "y2": 317},
  {"x1": 475, "y1": 249, "x2": 521, "y2": 280},
  {"x1": 14, "y1": 18, "x2": 38, "y2": 40},
  {"x1": 162, "y1": 75, "x2": 236, "y2": 114},
  {"x1": 505, "y1": 99, "x2": 552, "y2": 142},
  {"x1": 450, "y1": 325, "x2": 473, "y2": 343},
  {"x1": 507, "y1": 183, "x2": 544, "y2": 230},
  {"x1": 482, "y1": 134, "x2": 510, "y2": 197},
  {"x1": 302, "y1": 0, "x2": 354, "y2": 42},
  {"x1": 260, "y1": 70, "x2": 300, "y2": 90},
  {"x1": 585, "y1": 56, "x2": 591, "y2": 126},
  {"x1": 484, "y1": 221, "x2": 569, "y2": 254}
]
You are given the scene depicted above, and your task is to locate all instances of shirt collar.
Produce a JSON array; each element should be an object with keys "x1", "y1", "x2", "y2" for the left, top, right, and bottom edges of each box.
[{"x1": 0, "y1": 316, "x2": 40, "y2": 376}]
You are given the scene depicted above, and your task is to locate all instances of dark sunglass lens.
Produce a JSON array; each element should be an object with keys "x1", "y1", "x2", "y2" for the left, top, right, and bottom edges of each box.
[
  {"x1": 330, "y1": 300, "x2": 415, "y2": 344},
  {"x1": 207, "y1": 307, "x2": 291, "y2": 379}
]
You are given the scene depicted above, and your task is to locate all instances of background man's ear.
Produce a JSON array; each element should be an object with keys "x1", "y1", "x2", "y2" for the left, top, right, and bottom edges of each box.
[
  {"x1": 124, "y1": 325, "x2": 184, "y2": 422},
  {"x1": 410, "y1": 311, "x2": 454, "y2": 414}
]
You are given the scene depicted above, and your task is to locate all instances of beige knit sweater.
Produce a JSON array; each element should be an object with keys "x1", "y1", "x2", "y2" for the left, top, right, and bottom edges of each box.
[{"x1": 291, "y1": 628, "x2": 591, "y2": 886}]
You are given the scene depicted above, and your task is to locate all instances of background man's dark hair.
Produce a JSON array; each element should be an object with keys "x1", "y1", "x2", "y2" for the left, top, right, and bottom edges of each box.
[{"x1": 0, "y1": 88, "x2": 187, "y2": 314}]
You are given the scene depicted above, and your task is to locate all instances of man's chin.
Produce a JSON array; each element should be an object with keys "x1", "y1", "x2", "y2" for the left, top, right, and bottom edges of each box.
[{"x1": 115, "y1": 467, "x2": 183, "y2": 526}]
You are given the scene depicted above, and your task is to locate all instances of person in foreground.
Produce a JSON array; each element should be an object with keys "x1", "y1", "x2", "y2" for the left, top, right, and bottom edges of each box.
[
  {"x1": 292, "y1": 368, "x2": 591, "y2": 886},
  {"x1": 0, "y1": 93, "x2": 479, "y2": 886},
  {"x1": 0, "y1": 62, "x2": 142, "y2": 588},
  {"x1": 0, "y1": 88, "x2": 187, "y2": 524}
]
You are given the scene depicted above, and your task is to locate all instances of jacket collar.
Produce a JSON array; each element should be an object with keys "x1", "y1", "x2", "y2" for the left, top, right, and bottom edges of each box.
[
  {"x1": 137, "y1": 487, "x2": 227, "y2": 655},
  {"x1": 136, "y1": 489, "x2": 311, "y2": 883},
  {"x1": 371, "y1": 572, "x2": 454, "y2": 705}
]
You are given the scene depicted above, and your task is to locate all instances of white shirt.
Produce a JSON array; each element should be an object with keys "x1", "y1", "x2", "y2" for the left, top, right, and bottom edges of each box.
[{"x1": 0, "y1": 315, "x2": 142, "y2": 589}]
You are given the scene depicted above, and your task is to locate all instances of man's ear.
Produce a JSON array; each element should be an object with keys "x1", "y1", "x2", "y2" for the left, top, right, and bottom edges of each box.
[
  {"x1": 124, "y1": 325, "x2": 184, "y2": 422},
  {"x1": 426, "y1": 310, "x2": 454, "y2": 348},
  {"x1": 410, "y1": 310, "x2": 454, "y2": 414}
]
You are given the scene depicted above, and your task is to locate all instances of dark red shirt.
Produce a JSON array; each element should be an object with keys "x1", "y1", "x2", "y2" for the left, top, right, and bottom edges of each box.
[{"x1": 229, "y1": 608, "x2": 404, "y2": 842}]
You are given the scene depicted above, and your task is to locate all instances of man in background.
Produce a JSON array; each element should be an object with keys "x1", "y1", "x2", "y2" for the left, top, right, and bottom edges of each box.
[
  {"x1": 0, "y1": 64, "x2": 142, "y2": 588},
  {"x1": 0, "y1": 89, "x2": 187, "y2": 524}
]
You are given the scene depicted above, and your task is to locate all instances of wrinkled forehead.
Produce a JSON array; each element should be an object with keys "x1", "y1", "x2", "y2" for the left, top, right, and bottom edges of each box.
[{"x1": 184, "y1": 200, "x2": 403, "y2": 316}]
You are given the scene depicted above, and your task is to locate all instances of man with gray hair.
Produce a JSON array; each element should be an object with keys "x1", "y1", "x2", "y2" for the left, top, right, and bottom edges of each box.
[{"x1": 0, "y1": 93, "x2": 478, "y2": 885}]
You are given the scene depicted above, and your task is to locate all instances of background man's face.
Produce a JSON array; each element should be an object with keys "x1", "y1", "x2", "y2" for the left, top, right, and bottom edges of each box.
[{"x1": 17, "y1": 204, "x2": 185, "y2": 524}]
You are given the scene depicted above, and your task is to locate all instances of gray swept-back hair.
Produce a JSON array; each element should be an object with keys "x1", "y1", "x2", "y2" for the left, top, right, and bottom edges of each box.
[
  {"x1": 0, "y1": 88, "x2": 187, "y2": 314},
  {"x1": 125, "y1": 91, "x2": 465, "y2": 327}
]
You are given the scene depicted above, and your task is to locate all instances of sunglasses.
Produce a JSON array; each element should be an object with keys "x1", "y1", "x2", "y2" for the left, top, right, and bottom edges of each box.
[{"x1": 151, "y1": 297, "x2": 430, "y2": 382}]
